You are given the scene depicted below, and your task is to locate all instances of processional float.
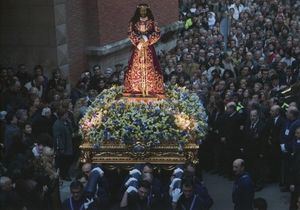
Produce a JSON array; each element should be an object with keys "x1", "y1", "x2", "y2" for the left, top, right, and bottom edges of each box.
[{"x1": 79, "y1": 4, "x2": 207, "y2": 170}]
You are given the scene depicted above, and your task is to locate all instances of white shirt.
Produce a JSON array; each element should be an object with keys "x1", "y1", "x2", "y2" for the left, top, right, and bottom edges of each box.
[
  {"x1": 24, "y1": 81, "x2": 44, "y2": 98},
  {"x1": 281, "y1": 57, "x2": 296, "y2": 66},
  {"x1": 274, "y1": 116, "x2": 279, "y2": 125},
  {"x1": 207, "y1": 66, "x2": 225, "y2": 81},
  {"x1": 229, "y1": 3, "x2": 245, "y2": 20}
]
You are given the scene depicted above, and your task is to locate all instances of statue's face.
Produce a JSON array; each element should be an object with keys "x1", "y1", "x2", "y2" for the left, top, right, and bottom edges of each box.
[{"x1": 140, "y1": 7, "x2": 147, "y2": 18}]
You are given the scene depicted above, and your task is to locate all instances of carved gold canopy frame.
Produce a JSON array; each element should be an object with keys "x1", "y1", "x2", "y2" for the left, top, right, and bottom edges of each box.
[{"x1": 80, "y1": 140, "x2": 199, "y2": 171}]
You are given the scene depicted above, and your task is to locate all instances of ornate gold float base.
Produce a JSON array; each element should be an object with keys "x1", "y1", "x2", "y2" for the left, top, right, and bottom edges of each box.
[{"x1": 80, "y1": 142, "x2": 199, "y2": 171}]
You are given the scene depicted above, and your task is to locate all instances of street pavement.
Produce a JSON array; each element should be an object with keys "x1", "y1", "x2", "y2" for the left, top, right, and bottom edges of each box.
[{"x1": 203, "y1": 172, "x2": 290, "y2": 210}]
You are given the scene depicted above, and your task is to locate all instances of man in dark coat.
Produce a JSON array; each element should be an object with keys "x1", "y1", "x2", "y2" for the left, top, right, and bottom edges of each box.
[
  {"x1": 232, "y1": 159, "x2": 255, "y2": 210},
  {"x1": 0, "y1": 176, "x2": 24, "y2": 210},
  {"x1": 52, "y1": 108, "x2": 73, "y2": 180},
  {"x1": 243, "y1": 109, "x2": 268, "y2": 191},
  {"x1": 4, "y1": 112, "x2": 21, "y2": 158},
  {"x1": 32, "y1": 107, "x2": 55, "y2": 138},
  {"x1": 267, "y1": 105, "x2": 286, "y2": 183},
  {"x1": 280, "y1": 106, "x2": 300, "y2": 191},
  {"x1": 219, "y1": 102, "x2": 243, "y2": 178},
  {"x1": 289, "y1": 126, "x2": 300, "y2": 210},
  {"x1": 184, "y1": 163, "x2": 213, "y2": 209}
]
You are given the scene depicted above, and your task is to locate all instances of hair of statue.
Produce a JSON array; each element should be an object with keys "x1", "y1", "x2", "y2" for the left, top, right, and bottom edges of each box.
[
  {"x1": 137, "y1": 4, "x2": 150, "y2": 9},
  {"x1": 130, "y1": 3, "x2": 154, "y2": 25}
]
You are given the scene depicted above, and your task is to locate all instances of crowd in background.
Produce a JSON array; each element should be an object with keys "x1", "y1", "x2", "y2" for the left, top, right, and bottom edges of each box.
[{"x1": 1, "y1": 0, "x2": 300, "y2": 209}]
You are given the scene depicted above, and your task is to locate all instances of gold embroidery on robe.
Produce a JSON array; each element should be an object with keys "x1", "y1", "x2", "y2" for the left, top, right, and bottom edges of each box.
[{"x1": 124, "y1": 19, "x2": 164, "y2": 96}]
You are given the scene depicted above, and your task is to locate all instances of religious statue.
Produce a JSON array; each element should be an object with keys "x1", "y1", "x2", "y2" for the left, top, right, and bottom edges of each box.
[{"x1": 124, "y1": 3, "x2": 165, "y2": 97}]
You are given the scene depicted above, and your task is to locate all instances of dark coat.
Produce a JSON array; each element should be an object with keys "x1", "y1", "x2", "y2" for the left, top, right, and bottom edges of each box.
[
  {"x1": 121, "y1": 192, "x2": 151, "y2": 210},
  {"x1": 207, "y1": 110, "x2": 225, "y2": 142},
  {"x1": 176, "y1": 194, "x2": 206, "y2": 210},
  {"x1": 52, "y1": 119, "x2": 73, "y2": 155},
  {"x1": 62, "y1": 197, "x2": 84, "y2": 210},
  {"x1": 232, "y1": 172, "x2": 254, "y2": 210},
  {"x1": 268, "y1": 116, "x2": 286, "y2": 145},
  {"x1": 281, "y1": 119, "x2": 300, "y2": 152},
  {"x1": 244, "y1": 119, "x2": 268, "y2": 156},
  {"x1": 4, "y1": 124, "x2": 21, "y2": 154},
  {"x1": 120, "y1": 176, "x2": 163, "y2": 208},
  {"x1": 32, "y1": 115, "x2": 55, "y2": 137},
  {"x1": 84, "y1": 167, "x2": 110, "y2": 208},
  {"x1": 194, "y1": 179, "x2": 213, "y2": 209},
  {"x1": 220, "y1": 111, "x2": 243, "y2": 148},
  {"x1": 289, "y1": 139, "x2": 300, "y2": 193}
]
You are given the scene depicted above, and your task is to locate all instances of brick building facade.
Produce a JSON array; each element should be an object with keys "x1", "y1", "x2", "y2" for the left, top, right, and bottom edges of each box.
[{"x1": 0, "y1": 0, "x2": 179, "y2": 84}]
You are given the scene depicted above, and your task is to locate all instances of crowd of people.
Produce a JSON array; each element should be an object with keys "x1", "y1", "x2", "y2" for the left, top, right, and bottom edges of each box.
[
  {"x1": 1, "y1": 0, "x2": 300, "y2": 209},
  {"x1": 166, "y1": 0, "x2": 300, "y2": 208}
]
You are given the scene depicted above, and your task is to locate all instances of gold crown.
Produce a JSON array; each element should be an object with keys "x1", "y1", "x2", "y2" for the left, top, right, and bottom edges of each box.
[{"x1": 137, "y1": 4, "x2": 150, "y2": 9}]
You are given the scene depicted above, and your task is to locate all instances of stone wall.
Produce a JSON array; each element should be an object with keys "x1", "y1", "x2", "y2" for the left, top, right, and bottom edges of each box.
[
  {"x1": 65, "y1": 0, "x2": 89, "y2": 82},
  {"x1": 0, "y1": 0, "x2": 179, "y2": 84},
  {"x1": 87, "y1": 21, "x2": 182, "y2": 71},
  {"x1": 97, "y1": 0, "x2": 179, "y2": 45},
  {"x1": 0, "y1": 0, "x2": 57, "y2": 76},
  {"x1": 88, "y1": 0, "x2": 180, "y2": 72}
]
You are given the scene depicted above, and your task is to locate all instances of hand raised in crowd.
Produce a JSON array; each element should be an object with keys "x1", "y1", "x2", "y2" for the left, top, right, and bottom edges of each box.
[
  {"x1": 126, "y1": 186, "x2": 138, "y2": 193},
  {"x1": 129, "y1": 168, "x2": 141, "y2": 176},
  {"x1": 125, "y1": 177, "x2": 138, "y2": 187},
  {"x1": 83, "y1": 198, "x2": 94, "y2": 209},
  {"x1": 171, "y1": 188, "x2": 183, "y2": 203},
  {"x1": 91, "y1": 167, "x2": 104, "y2": 177}
]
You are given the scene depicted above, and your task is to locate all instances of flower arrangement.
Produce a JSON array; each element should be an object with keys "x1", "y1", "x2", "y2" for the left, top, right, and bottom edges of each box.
[{"x1": 79, "y1": 85, "x2": 207, "y2": 149}]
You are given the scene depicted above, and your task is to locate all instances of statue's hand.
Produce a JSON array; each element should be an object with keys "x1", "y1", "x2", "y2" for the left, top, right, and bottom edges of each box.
[
  {"x1": 142, "y1": 41, "x2": 148, "y2": 47},
  {"x1": 137, "y1": 42, "x2": 143, "y2": 50},
  {"x1": 137, "y1": 40, "x2": 148, "y2": 50}
]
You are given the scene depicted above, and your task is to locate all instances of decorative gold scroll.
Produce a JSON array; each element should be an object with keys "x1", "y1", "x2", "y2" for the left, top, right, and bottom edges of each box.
[{"x1": 80, "y1": 140, "x2": 199, "y2": 171}]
